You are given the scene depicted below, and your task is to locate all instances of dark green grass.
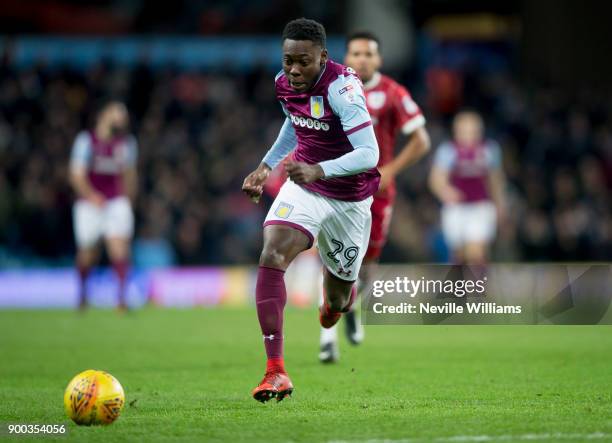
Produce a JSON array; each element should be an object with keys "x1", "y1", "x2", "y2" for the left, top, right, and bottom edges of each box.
[{"x1": 0, "y1": 308, "x2": 610, "y2": 442}]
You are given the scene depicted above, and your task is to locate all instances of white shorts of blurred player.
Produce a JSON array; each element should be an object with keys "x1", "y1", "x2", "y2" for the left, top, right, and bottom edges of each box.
[
  {"x1": 264, "y1": 180, "x2": 372, "y2": 282},
  {"x1": 73, "y1": 196, "x2": 134, "y2": 249},
  {"x1": 441, "y1": 200, "x2": 497, "y2": 249}
]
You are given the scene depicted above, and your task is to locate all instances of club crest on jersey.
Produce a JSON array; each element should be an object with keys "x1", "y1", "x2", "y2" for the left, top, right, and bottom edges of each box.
[
  {"x1": 367, "y1": 91, "x2": 386, "y2": 109},
  {"x1": 274, "y1": 202, "x2": 294, "y2": 219},
  {"x1": 310, "y1": 96, "x2": 324, "y2": 119}
]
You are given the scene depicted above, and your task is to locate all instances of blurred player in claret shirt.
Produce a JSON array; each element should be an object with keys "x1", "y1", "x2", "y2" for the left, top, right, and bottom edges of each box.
[
  {"x1": 318, "y1": 31, "x2": 431, "y2": 363},
  {"x1": 69, "y1": 100, "x2": 138, "y2": 311},
  {"x1": 429, "y1": 111, "x2": 507, "y2": 265},
  {"x1": 242, "y1": 18, "x2": 380, "y2": 402}
]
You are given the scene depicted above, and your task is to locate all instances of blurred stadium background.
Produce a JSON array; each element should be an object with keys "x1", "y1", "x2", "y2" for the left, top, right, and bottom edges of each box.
[{"x1": 0, "y1": 0, "x2": 611, "y2": 308}]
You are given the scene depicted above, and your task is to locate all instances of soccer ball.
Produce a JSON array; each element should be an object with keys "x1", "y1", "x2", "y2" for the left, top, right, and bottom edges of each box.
[{"x1": 64, "y1": 369, "x2": 125, "y2": 425}]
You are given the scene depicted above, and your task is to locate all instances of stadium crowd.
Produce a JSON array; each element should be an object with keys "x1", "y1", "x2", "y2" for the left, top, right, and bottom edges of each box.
[{"x1": 0, "y1": 54, "x2": 610, "y2": 266}]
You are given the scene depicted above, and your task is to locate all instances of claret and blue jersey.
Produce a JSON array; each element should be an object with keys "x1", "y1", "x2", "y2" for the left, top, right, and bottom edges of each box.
[{"x1": 263, "y1": 59, "x2": 380, "y2": 202}]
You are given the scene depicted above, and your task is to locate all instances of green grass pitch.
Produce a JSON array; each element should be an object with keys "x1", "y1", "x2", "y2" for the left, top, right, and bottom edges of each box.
[{"x1": 0, "y1": 308, "x2": 611, "y2": 442}]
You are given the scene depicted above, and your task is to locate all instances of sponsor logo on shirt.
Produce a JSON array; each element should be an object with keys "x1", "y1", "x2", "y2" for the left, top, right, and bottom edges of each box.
[
  {"x1": 341, "y1": 84, "x2": 356, "y2": 103},
  {"x1": 339, "y1": 84, "x2": 354, "y2": 95},
  {"x1": 289, "y1": 114, "x2": 330, "y2": 131}
]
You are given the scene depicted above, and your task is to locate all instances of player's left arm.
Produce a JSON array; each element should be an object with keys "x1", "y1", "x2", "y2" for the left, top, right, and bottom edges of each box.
[
  {"x1": 286, "y1": 74, "x2": 379, "y2": 183},
  {"x1": 486, "y1": 142, "x2": 507, "y2": 221},
  {"x1": 379, "y1": 87, "x2": 430, "y2": 190},
  {"x1": 122, "y1": 136, "x2": 138, "y2": 203}
]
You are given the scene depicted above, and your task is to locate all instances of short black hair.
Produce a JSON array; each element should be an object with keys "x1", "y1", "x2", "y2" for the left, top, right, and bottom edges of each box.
[
  {"x1": 346, "y1": 31, "x2": 381, "y2": 52},
  {"x1": 282, "y1": 18, "x2": 326, "y2": 48}
]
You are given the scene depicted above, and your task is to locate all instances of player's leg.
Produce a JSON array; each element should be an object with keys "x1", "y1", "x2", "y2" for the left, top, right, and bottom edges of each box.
[
  {"x1": 318, "y1": 270, "x2": 339, "y2": 363},
  {"x1": 464, "y1": 241, "x2": 488, "y2": 265},
  {"x1": 345, "y1": 198, "x2": 391, "y2": 345},
  {"x1": 258, "y1": 224, "x2": 311, "y2": 364},
  {"x1": 320, "y1": 267, "x2": 357, "y2": 327},
  {"x1": 73, "y1": 200, "x2": 103, "y2": 309},
  {"x1": 105, "y1": 236, "x2": 131, "y2": 310},
  {"x1": 462, "y1": 201, "x2": 497, "y2": 283},
  {"x1": 252, "y1": 224, "x2": 310, "y2": 402},
  {"x1": 103, "y1": 197, "x2": 134, "y2": 310},
  {"x1": 346, "y1": 256, "x2": 375, "y2": 343},
  {"x1": 253, "y1": 180, "x2": 321, "y2": 402},
  {"x1": 441, "y1": 203, "x2": 465, "y2": 264},
  {"x1": 318, "y1": 196, "x2": 372, "y2": 329},
  {"x1": 318, "y1": 197, "x2": 379, "y2": 360},
  {"x1": 75, "y1": 247, "x2": 99, "y2": 309},
  {"x1": 319, "y1": 255, "x2": 369, "y2": 362}
]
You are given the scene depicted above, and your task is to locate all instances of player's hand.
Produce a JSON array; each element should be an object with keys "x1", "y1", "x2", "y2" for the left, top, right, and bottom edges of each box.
[
  {"x1": 89, "y1": 192, "x2": 106, "y2": 208},
  {"x1": 377, "y1": 165, "x2": 396, "y2": 191},
  {"x1": 285, "y1": 161, "x2": 324, "y2": 184},
  {"x1": 441, "y1": 186, "x2": 464, "y2": 204},
  {"x1": 242, "y1": 164, "x2": 271, "y2": 203}
]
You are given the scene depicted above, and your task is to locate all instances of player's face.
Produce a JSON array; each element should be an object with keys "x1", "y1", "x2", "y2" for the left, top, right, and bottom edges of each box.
[
  {"x1": 453, "y1": 113, "x2": 484, "y2": 147},
  {"x1": 282, "y1": 39, "x2": 328, "y2": 92},
  {"x1": 102, "y1": 103, "x2": 129, "y2": 136},
  {"x1": 344, "y1": 39, "x2": 381, "y2": 83}
]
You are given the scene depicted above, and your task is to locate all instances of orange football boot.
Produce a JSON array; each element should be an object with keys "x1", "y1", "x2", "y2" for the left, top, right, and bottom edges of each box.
[{"x1": 252, "y1": 371, "x2": 294, "y2": 403}]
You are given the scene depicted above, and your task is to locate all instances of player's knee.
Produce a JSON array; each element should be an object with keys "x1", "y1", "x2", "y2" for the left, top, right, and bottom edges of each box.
[
  {"x1": 325, "y1": 288, "x2": 350, "y2": 312},
  {"x1": 465, "y1": 244, "x2": 487, "y2": 265},
  {"x1": 77, "y1": 249, "x2": 95, "y2": 267},
  {"x1": 259, "y1": 247, "x2": 289, "y2": 270}
]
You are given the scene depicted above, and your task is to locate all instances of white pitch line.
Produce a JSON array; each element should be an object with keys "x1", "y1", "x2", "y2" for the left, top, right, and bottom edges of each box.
[{"x1": 329, "y1": 432, "x2": 611, "y2": 443}]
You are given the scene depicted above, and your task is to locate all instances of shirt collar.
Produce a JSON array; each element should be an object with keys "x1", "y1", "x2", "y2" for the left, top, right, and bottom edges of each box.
[{"x1": 311, "y1": 60, "x2": 328, "y2": 89}]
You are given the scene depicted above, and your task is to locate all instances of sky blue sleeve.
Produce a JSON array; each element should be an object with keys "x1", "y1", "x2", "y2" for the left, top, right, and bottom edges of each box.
[
  {"x1": 433, "y1": 142, "x2": 456, "y2": 170},
  {"x1": 262, "y1": 117, "x2": 297, "y2": 169},
  {"x1": 124, "y1": 135, "x2": 138, "y2": 167},
  {"x1": 327, "y1": 74, "x2": 372, "y2": 134},
  {"x1": 319, "y1": 125, "x2": 379, "y2": 177},
  {"x1": 486, "y1": 140, "x2": 502, "y2": 169},
  {"x1": 69, "y1": 131, "x2": 92, "y2": 170},
  {"x1": 318, "y1": 74, "x2": 379, "y2": 178}
]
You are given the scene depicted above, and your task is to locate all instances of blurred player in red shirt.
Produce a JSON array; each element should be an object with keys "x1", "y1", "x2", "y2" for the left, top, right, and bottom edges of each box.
[
  {"x1": 318, "y1": 32, "x2": 431, "y2": 363},
  {"x1": 429, "y1": 111, "x2": 506, "y2": 265},
  {"x1": 69, "y1": 100, "x2": 138, "y2": 310}
]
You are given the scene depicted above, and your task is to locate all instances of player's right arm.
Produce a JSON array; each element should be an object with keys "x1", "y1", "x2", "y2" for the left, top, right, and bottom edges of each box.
[
  {"x1": 242, "y1": 117, "x2": 297, "y2": 202},
  {"x1": 314, "y1": 73, "x2": 379, "y2": 178},
  {"x1": 378, "y1": 86, "x2": 430, "y2": 190},
  {"x1": 428, "y1": 142, "x2": 463, "y2": 204},
  {"x1": 69, "y1": 132, "x2": 105, "y2": 207}
]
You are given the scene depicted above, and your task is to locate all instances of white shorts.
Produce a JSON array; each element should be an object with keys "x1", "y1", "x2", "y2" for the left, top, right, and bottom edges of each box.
[
  {"x1": 264, "y1": 180, "x2": 373, "y2": 281},
  {"x1": 73, "y1": 196, "x2": 134, "y2": 248},
  {"x1": 441, "y1": 201, "x2": 497, "y2": 249}
]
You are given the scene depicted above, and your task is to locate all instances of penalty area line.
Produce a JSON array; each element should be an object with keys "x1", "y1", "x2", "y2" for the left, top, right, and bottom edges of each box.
[{"x1": 329, "y1": 432, "x2": 611, "y2": 443}]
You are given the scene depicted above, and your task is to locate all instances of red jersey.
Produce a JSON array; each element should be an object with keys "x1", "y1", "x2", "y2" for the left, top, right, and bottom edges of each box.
[{"x1": 364, "y1": 72, "x2": 425, "y2": 200}]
